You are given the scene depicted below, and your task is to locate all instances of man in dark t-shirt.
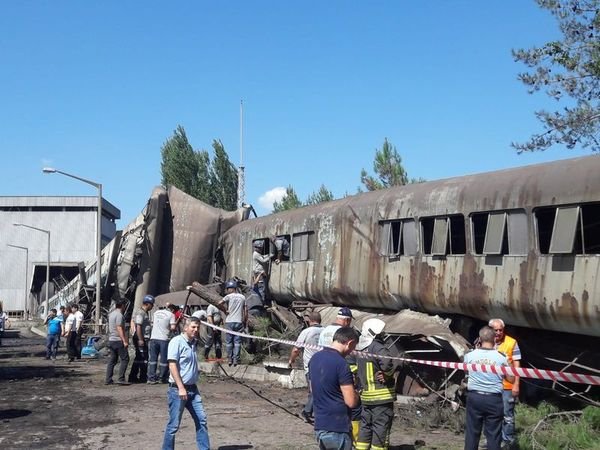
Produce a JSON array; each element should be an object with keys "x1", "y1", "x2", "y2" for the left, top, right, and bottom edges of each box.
[{"x1": 309, "y1": 327, "x2": 359, "y2": 450}]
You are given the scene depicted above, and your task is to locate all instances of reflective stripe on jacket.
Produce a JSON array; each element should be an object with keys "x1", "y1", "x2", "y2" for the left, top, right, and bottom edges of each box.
[{"x1": 356, "y1": 340, "x2": 396, "y2": 405}]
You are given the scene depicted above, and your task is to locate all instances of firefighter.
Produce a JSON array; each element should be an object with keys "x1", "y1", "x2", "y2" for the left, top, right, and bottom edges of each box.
[{"x1": 355, "y1": 318, "x2": 397, "y2": 450}]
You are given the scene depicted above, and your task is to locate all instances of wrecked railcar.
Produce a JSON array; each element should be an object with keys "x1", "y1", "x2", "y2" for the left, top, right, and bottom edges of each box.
[
  {"x1": 108, "y1": 185, "x2": 251, "y2": 312},
  {"x1": 218, "y1": 155, "x2": 600, "y2": 339}
]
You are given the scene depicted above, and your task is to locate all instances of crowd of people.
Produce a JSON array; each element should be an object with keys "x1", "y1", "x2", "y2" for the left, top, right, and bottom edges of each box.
[
  {"x1": 40, "y1": 280, "x2": 521, "y2": 450},
  {"x1": 42, "y1": 303, "x2": 84, "y2": 361},
  {"x1": 102, "y1": 281, "x2": 250, "y2": 450},
  {"x1": 288, "y1": 308, "x2": 521, "y2": 450}
]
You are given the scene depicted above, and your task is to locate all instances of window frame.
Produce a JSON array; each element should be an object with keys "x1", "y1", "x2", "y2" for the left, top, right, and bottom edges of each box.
[
  {"x1": 291, "y1": 231, "x2": 315, "y2": 262},
  {"x1": 379, "y1": 219, "x2": 418, "y2": 257}
]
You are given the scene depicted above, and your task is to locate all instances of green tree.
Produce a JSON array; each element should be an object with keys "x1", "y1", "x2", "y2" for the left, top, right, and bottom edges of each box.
[
  {"x1": 512, "y1": 0, "x2": 600, "y2": 152},
  {"x1": 193, "y1": 149, "x2": 212, "y2": 204},
  {"x1": 272, "y1": 186, "x2": 303, "y2": 213},
  {"x1": 209, "y1": 139, "x2": 238, "y2": 210},
  {"x1": 360, "y1": 138, "x2": 409, "y2": 191},
  {"x1": 160, "y1": 125, "x2": 200, "y2": 195},
  {"x1": 306, "y1": 184, "x2": 334, "y2": 205}
]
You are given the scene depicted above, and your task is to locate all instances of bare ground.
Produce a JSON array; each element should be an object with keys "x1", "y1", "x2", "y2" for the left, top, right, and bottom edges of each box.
[{"x1": 0, "y1": 326, "x2": 465, "y2": 450}]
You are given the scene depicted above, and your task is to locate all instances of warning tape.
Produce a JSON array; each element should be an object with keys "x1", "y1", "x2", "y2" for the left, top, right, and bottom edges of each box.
[{"x1": 200, "y1": 321, "x2": 600, "y2": 386}]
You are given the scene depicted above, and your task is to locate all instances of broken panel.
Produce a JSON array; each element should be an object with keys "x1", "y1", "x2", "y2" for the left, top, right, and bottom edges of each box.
[
  {"x1": 483, "y1": 212, "x2": 506, "y2": 255},
  {"x1": 549, "y1": 206, "x2": 580, "y2": 254},
  {"x1": 431, "y1": 217, "x2": 449, "y2": 256}
]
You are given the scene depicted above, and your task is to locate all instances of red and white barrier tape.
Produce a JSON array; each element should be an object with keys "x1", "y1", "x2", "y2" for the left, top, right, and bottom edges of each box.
[{"x1": 201, "y1": 321, "x2": 600, "y2": 386}]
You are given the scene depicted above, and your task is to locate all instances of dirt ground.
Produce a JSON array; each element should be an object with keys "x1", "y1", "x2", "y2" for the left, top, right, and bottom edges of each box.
[{"x1": 0, "y1": 324, "x2": 465, "y2": 450}]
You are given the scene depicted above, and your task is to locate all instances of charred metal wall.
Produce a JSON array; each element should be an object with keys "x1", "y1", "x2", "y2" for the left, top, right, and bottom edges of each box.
[{"x1": 220, "y1": 156, "x2": 600, "y2": 337}]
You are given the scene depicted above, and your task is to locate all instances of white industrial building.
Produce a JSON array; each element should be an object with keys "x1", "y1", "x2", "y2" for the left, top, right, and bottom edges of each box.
[{"x1": 0, "y1": 196, "x2": 120, "y2": 316}]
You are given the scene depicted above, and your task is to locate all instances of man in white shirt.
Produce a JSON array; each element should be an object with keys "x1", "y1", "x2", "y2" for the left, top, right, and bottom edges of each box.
[
  {"x1": 64, "y1": 304, "x2": 83, "y2": 362},
  {"x1": 148, "y1": 303, "x2": 177, "y2": 384},
  {"x1": 318, "y1": 307, "x2": 353, "y2": 347},
  {"x1": 219, "y1": 280, "x2": 247, "y2": 367},
  {"x1": 73, "y1": 304, "x2": 84, "y2": 359},
  {"x1": 288, "y1": 311, "x2": 323, "y2": 423}
]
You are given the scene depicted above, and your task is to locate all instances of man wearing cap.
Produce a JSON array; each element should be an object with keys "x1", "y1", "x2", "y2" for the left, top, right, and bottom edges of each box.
[
  {"x1": 354, "y1": 318, "x2": 398, "y2": 450},
  {"x1": 288, "y1": 311, "x2": 323, "y2": 423},
  {"x1": 148, "y1": 303, "x2": 178, "y2": 384},
  {"x1": 318, "y1": 307, "x2": 353, "y2": 348},
  {"x1": 219, "y1": 280, "x2": 247, "y2": 367},
  {"x1": 252, "y1": 240, "x2": 272, "y2": 306},
  {"x1": 202, "y1": 303, "x2": 223, "y2": 360},
  {"x1": 129, "y1": 294, "x2": 155, "y2": 383}
]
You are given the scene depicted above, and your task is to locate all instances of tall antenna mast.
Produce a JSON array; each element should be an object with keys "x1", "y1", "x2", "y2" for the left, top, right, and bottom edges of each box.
[{"x1": 237, "y1": 99, "x2": 246, "y2": 208}]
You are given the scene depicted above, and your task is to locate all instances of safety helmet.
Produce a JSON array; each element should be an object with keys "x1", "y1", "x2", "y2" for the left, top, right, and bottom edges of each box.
[
  {"x1": 143, "y1": 295, "x2": 155, "y2": 305},
  {"x1": 357, "y1": 318, "x2": 386, "y2": 350},
  {"x1": 225, "y1": 280, "x2": 238, "y2": 289}
]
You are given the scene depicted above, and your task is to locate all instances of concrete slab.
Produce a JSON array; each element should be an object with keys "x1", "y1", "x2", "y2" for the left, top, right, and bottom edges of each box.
[{"x1": 199, "y1": 360, "x2": 307, "y2": 389}]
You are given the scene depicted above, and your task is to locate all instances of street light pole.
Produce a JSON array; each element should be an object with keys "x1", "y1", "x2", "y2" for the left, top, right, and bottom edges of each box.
[
  {"x1": 43, "y1": 167, "x2": 103, "y2": 333},
  {"x1": 7, "y1": 244, "x2": 29, "y2": 318},
  {"x1": 12, "y1": 224, "x2": 50, "y2": 316}
]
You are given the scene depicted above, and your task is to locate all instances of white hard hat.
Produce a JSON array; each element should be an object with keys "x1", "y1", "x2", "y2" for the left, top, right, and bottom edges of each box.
[{"x1": 357, "y1": 318, "x2": 386, "y2": 350}]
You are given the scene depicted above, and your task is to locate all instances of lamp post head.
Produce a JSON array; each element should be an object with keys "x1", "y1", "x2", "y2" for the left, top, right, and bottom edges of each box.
[{"x1": 42, "y1": 167, "x2": 57, "y2": 173}]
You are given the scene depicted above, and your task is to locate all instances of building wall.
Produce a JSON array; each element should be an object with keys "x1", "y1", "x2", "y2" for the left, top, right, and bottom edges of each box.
[{"x1": 0, "y1": 196, "x2": 120, "y2": 312}]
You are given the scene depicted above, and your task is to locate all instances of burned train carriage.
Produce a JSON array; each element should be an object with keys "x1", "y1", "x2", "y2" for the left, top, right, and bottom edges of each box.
[{"x1": 218, "y1": 155, "x2": 600, "y2": 338}]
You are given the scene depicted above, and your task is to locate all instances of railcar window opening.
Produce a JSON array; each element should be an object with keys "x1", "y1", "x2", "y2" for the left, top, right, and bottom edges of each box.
[
  {"x1": 271, "y1": 234, "x2": 291, "y2": 262},
  {"x1": 252, "y1": 238, "x2": 270, "y2": 255},
  {"x1": 471, "y1": 214, "x2": 488, "y2": 254},
  {"x1": 421, "y1": 218, "x2": 434, "y2": 254},
  {"x1": 379, "y1": 219, "x2": 417, "y2": 257},
  {"x1": 535, "y1": 208, "x2": 555, "y2": 254},
  {"x1": 421, "y1": 215, "x2": 465, "y2": 255},
  {"x1": 292, "y1": 231, "x2": 315, "y2": 261},
  {"x1": 450, "y1": 216, "x2": 466, "y2": 254},
  {"x1": 582, "y1": 203, "x2": 600, "y2": 253},
  {"x1": 472, "y1": 210, "x2": 528, "y2": 256},
  {"x1": 536, "y1": 203, "x2": 600, "y2": 255}
]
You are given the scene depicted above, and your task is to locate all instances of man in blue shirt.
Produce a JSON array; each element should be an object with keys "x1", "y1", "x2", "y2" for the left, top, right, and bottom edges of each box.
[
  {"x1": 162, "y1": 317, "x2": 210, "y2": 450},
  {"x1": 463, "y1": 326, "x2": 514, "y2": 450},
  {"x1": 44, "y1": 308, "x2": 63, "y2": 360},
  {"x1": 309, "y1": 327, "x2": 360, "y2": 450}
]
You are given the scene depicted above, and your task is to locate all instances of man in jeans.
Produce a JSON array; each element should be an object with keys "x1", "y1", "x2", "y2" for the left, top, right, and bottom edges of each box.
[
  {"x1": 162, "y1": 317, "x2": 210, "y2": 450},
  {"x1": 44, "y1": 308, "x2": 63, "y2": 360},
  {"x1": 148, "y1": 304, "x2": 177, "y2": 384},
  {"x1": 129, "y1": 295, "x2": 154, "y2": 383},
  {"x1": 309, "y1": 327, "x2": 360, "y2": 450},
  {"x1": 105, "y1": 300, "x2": 130, "y2": 385},
  {"x1": 219, "y1": 280, "x2": 247, "y2": 367},
  {"x1": 490, "y1": 318, "x2": 521, "y2": 447},
  {"x1": 464, "y1": 326, "x2": 514, "y2": 450},
  {"x1": 288, "y1": 311, "x2": 323, "y2": 423}
]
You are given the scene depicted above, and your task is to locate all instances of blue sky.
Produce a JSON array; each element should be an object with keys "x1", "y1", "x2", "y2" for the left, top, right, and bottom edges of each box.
[{"x1": 0, "y1": 1, "x2": 591, "y2": 226}]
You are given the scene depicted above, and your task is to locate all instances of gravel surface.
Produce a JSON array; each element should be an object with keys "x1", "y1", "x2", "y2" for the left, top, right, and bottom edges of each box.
[{"x1": 0, "y1": 326, "x2": 464, "y2": 449}]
